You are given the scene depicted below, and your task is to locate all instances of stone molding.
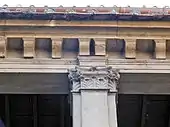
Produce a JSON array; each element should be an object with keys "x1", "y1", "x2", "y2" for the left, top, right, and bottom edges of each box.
[{"x1": 68, "y1": 66, "x2": 120, "y2": 93}]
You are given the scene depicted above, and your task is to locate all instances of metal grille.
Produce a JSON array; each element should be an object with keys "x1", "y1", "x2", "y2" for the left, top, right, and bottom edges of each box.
[{"x1": 0, "y1": 94, "x2": 71, "y2": 127}]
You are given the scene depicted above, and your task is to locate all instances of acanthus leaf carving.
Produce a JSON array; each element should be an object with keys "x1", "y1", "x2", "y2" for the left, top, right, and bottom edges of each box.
[
  {"x1": 107, "y1": 67, "x2": 120, "y2": 92},
  {"x1": 68, "y1": 66, "x2": 120, "y2": 93},
  {"x1": 81, "y1": 75, "x2": 108, "y2": 90},
  {"x1": 68, "y1": 66, "x2": 82, "y2": 92}
]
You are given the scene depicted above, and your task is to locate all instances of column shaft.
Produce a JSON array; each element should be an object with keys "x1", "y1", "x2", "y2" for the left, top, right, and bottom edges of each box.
[
  {"x1": 72, "y1": 93, "x2": 81, "y2": 127},
  {"x1": 108, "y1": 93, "x2": 118, "y2": 127},
  {"x1": 68, "y1": 66, "x2": 120, "y2": 127},
  {"x1": 81, "y1": 90, "x2": 109, "y2": 127}
]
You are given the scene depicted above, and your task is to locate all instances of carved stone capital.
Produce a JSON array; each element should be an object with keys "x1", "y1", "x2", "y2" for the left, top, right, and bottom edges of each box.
[
  {"x1": 68, "y1": 66, "x2": 82, "y2": 92},
  {"x1": 68, "y1": 66, "x2": 120, "y2": 93}
]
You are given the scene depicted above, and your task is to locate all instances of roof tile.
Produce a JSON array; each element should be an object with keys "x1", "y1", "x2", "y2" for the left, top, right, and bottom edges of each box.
[
  {"x1": 0, "y1": 5, "x2": 170, "y2": 21},
  {"x1": 0, "y1": 5, "x2": 168, "y2": 14}
]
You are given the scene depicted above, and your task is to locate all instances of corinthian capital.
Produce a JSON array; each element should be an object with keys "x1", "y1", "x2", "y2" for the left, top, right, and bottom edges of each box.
[
  {"x1": 68, "y1": 66, "x2": 120, "y2": 93},
  {"x1": 68, "y1": 66, "x2": 82, "y2": 92},
  {"x1": 107, "y1": 66, "x2": 120, "y2": 92}
]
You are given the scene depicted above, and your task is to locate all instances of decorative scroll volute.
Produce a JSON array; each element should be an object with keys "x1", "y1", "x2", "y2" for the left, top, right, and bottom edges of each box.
[
  {"x1": 0, "y1": 36, "x2": 6, "y2": 58},
  {"x1": 68, "y1": 67, "x2": 82, "y2": 92},
  {"x1": 68, "y1": 66, "x2": 120, "y2": 93}
]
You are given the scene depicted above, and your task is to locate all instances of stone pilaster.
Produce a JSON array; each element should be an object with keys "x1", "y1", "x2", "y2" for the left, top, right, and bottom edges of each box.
[{"x1": 68, "y1": 66, "x2": 120, "y2": 127}]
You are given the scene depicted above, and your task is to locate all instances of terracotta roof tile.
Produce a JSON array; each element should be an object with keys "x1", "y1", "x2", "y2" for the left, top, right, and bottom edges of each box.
[
  {"x1": 0, "y1": 5, "x2": 168, "y2": 14},
  {"x1": 0, "y1": 5, "x2": 170, "y2": 21}
]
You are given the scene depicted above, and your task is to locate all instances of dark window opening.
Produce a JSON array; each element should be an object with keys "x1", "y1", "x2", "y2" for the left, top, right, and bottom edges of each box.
[
  {"x1": 118, "y1": 94, "x2": 170, "y2": 127},
  {"x1": 0, "y1": 94, "x2": 71, "y2": 127}
]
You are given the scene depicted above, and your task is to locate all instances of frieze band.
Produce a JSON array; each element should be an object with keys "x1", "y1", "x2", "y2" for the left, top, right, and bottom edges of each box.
[{"x1": 68, "y1": 66, "x2": 120, "y2": 93}]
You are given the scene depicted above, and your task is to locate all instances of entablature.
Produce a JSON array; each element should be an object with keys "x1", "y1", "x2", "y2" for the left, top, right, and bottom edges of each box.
[{"x1": 0, "y1": 17, "x2": 169, "y2": 73}]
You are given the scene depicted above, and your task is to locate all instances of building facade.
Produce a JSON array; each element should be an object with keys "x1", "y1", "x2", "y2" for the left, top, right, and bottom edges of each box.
[{"x1": 0, "y1": 5, "x2": 170, "y2": 127}]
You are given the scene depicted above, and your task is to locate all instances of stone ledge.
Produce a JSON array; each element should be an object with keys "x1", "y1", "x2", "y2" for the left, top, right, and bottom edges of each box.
[
  {"x1": 78, "y1": 56, "x2": 106, "y2": 66},
  {"x1": 0, "y1": 58, "x2": 169, "y2": 73}
]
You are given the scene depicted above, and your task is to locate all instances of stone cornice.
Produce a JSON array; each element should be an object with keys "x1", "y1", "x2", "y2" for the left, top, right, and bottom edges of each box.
[
  {"x1": 0, "y1": 58, "x2": 77, "y2": 73},
  {"x1": 0, "y1": 57, "x2": 170, "y2": 73},
  {"x1": 0, "y1": 26, "x2": 169, "y2": 40},
  {"x1": 0, "y1": 58, "x2": 170, "y2": 73},
  {"x1": 0, "y1": 19, "x2": 169, "y2": 74},
  {"x1": 108, "y1": 59, "x2": 170, "y2": 73},
  {"x1": 1, "y1": 20, "x2": 170, "y2": 28}
]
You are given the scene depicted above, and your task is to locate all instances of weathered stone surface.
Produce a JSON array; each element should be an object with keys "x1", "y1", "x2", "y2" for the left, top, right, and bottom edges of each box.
[
  {"x1": 79, "y1": 38, "x2": 90, "y2": 56},
  {"x1": 51, "y1": 38, "x2": 62, "y2": 58},
  {"x1": 125, "y1": 39, "x2": 136, "y2": 59},
  {"x1": 93, "y1": 38, "x2": 106, "y2": 56},
  {"x1": 0, "y1": 36, "x2": 6, "y2": 58},
  {"x1": 155, "y1": 39, "x2": 166, "y2": 59},
  {"x1": 72, "y1": 93, "x2": 81, "y2": 127},
  {"x1": 81, "y1": 90, "x2": 109, "y2": 127},
  {"x1": 23, "y1": 37, "x2": 35, "y2": 58}
]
